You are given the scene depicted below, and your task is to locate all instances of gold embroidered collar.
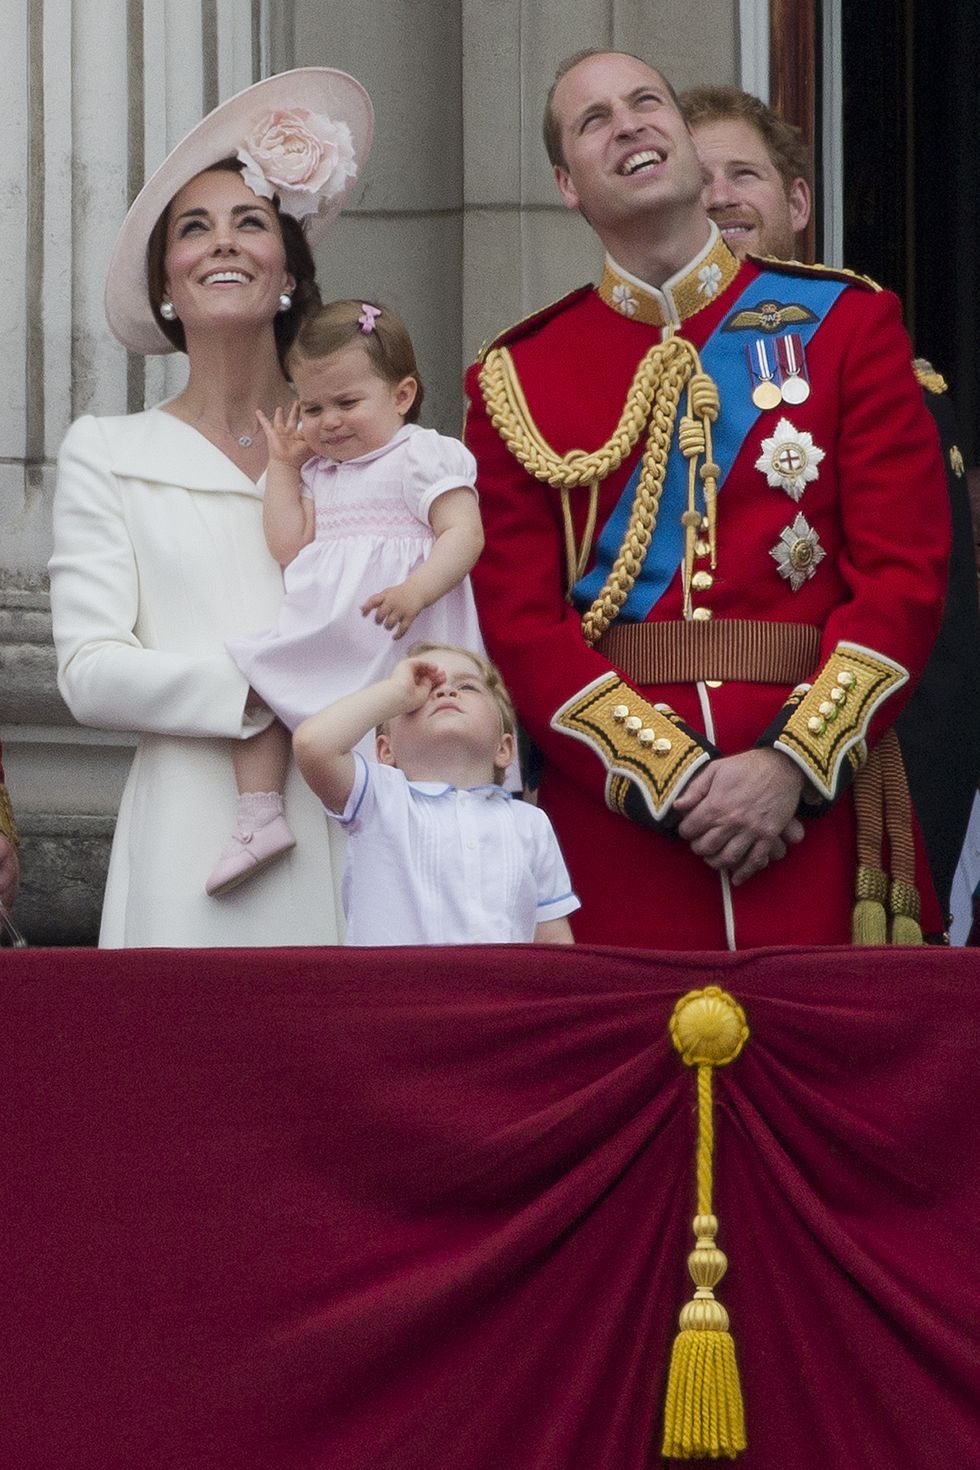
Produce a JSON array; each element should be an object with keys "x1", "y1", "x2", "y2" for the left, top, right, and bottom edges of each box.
[{"x1": 597, "y1": 225, "x2": 740, "y2": 328}]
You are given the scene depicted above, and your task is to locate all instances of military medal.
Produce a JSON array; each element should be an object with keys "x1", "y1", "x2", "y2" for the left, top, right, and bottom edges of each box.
[
  {"x1": 776, "y1": 333, "x2": 810, "y2": 404},
  {"x1": 770, "y1": 512, "x2": 826, "y2": 591},
  {"x1": 748, "y1": 340, "x2": 782, "y2": 410},
  {"x1": 755, "y1": 418, "x2": 825, "y2": 501}
]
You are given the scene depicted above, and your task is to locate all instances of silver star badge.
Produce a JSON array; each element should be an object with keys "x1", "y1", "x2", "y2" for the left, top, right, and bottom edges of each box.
[
  {"x1": 770, "y1": 513, "x2": 826, "y2": 592},
  {"x1": 755, "y1": 417, "x2": 825, "y2": 501}
]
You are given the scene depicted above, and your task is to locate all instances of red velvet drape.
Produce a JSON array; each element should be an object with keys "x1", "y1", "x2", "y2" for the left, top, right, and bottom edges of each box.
[{"x1": 2, "y1": 945, "x2": 977, "y2": 1469}]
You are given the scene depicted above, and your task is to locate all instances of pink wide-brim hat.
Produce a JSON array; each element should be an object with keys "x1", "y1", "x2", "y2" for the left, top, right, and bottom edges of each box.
[{"x1": 104, "y1": 67, "x2": 374, "y2": 356}]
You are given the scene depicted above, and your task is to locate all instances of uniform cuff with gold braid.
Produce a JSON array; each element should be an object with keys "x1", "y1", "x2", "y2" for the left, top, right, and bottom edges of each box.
[
  {"x1": 0, "y1": 783, "x2": 20, "y2": 849},
  {"x1": 551, "y1": 674, "x2": 718, "y2": 828},
  {"x1": 757, "y1": 642, "x2": 908, "y2": 807}
]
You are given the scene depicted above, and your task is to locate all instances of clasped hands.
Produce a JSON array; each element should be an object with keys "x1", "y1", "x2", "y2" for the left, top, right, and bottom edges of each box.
[{"x1": 672, "y1": 747, "x2": 805, "y2": 886}]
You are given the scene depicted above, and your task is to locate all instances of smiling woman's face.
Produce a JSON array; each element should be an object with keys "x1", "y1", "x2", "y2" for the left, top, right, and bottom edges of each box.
[{"x1": 161, "y1": 167, "x2": 294, "y2": 341}]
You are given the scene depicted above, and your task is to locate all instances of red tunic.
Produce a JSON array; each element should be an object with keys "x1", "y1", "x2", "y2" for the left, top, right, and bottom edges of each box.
[{"x1": 464, "y1": 246, "x2": 949, "y2": 948}]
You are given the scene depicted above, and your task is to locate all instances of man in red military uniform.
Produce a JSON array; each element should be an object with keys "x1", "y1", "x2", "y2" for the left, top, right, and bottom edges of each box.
[
  {"x1": 681, "y1": 82, "x2": 980, "y2": 928},
  {"x1": 464, "y1": 49, "x2": 950, "y2": 948},
  {"x1": 0, "y1": 743, "x2": 20, "y2": 914}
]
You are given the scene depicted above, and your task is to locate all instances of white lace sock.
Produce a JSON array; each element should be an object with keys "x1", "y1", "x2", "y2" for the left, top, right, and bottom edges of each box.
[{"x1": 236, "y1": 791, "x2": 285, "y2": 832}]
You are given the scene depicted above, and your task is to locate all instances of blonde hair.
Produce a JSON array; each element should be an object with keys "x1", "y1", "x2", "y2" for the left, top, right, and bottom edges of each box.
[
  {"x1": 382, "y1": 642, "x2": 517, "y2": 785},
  {"x1": 287, "y1": 298, "x2": 424, "y2": 422}
]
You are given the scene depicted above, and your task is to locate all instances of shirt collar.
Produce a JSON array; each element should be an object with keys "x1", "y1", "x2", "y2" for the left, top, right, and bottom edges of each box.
[
  {"x1": 596, "y1": 223, "x2": 740, "y2": 329},
  {"x1": 408, "y1": 779, "x2": 512, "y2": 801},
  {"x1": 318, "y1": 421, "x2": 416, "y2": 469}
]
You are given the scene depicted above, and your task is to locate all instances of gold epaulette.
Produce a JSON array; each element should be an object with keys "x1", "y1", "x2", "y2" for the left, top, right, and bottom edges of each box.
[
  {"x1": 476, "y1": 285, "x2": 594, "y2": 362},
  {"x1": 747, "y1": 254, "x2": 883, "y2": 293},
  {"x1": 913, "y1": 358, "x2": 949, "y2": 395}
]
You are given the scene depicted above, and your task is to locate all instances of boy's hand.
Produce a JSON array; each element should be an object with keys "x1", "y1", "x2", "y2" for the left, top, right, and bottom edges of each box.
[
  {"x1": 361, "y1": 581, "x2": 428, "y2": 640},
  {"x1": 388, "y1": 657, "x2": 446, "y2": 713},
  {"x1": 256, "y1": 403, "x2": 310, "y2": 468}
]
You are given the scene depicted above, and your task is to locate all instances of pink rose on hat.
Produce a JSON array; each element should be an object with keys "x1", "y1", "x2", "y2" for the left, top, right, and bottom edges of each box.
[{"x1": 237, "y1": 107, "x2": 357, "y2": 221}]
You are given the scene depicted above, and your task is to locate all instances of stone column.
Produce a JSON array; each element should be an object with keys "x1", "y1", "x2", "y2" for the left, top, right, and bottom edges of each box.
[{"x1": 459, "y1": 0, "x2": 741, "y2": 363}]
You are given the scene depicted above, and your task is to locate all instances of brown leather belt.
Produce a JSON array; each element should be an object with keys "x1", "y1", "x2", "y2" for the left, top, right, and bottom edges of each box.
[{"x1": 594, "y1": 619, "x2": 822, "y2": 685}]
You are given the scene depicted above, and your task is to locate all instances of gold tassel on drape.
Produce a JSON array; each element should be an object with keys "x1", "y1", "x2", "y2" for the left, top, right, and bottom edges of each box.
[{"x1": 662, "y1": 987, "x2": 749, "y2": 1460}]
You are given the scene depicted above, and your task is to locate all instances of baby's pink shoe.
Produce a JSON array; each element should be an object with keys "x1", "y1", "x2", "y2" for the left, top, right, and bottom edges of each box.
[{"x1": 205, "y1": 814, "x2": 296, "y2": 897}]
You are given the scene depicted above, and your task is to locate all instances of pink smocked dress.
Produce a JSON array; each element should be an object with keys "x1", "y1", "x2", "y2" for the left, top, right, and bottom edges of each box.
[{"x1": 227, "y1": 424, "x2": 485, "y2": 734}]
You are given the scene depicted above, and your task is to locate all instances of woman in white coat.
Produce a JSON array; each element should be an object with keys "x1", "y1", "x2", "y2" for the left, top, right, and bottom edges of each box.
[{"x1": 49, "y1": 69, "x2": 373, "y2": 947}]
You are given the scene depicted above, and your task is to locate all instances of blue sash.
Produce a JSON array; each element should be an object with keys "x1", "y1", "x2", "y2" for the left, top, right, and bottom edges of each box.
[{"x1": 572, "y1": 271, "x2": 848, "y2": 619}]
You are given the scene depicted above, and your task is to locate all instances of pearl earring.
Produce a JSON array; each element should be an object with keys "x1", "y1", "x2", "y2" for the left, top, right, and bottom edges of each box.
[
  {"x1": 160, "y1": 300, "x2": 177, "y2": 322},
  {"x1": 278, "y1": 292, "x2": 293, "y2": 313}
]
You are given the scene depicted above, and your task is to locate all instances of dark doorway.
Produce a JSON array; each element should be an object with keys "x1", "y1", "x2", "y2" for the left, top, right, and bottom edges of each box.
[{"x1": 841, "y1": 0, "x2": 979, "y2": 467}]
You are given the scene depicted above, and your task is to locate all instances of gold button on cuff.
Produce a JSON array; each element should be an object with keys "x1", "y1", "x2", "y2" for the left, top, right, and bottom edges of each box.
[
  {"x1": 638, "y1": 728, "x2": 655, "y2": 745},
  {"x1": 807, "y1": 715, "x2": 826, "y2": 734},
  {"x1": 691, "y1": 571, "x2": 714, "y2": 591},
  {"x1": 818, "y1": 700, "x2": 838, "y2": 719},
  {"x1": 654, "y1": 737, "x2": 673, "y2": 755},
  {"x1": 837, "y1": 671, "x2": 856, "y2": 687},
  {"x1": 695, "y1": 539, "x2": 711, "y2": 558},
  {"x1": 692, "y1": 607, "x2": 713, "y2": 621},
  {"x1": 625, "y1": 715, "x2": 643, "y2": 732},
  {"x1": 830, "y1": 686, "x2": 845, "y2": 703},
  {"x1": 612, "y1": 704, "x2": 630, "y2": 721}
]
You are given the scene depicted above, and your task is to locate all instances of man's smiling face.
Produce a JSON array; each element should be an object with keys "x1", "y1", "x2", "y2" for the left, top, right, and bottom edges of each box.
[
  {"x1": 551, "y1": 53, "x2": 704, "y2": 237},
  {"x1": 692, "y1": 115, "x2": 810, "y2": 259}
]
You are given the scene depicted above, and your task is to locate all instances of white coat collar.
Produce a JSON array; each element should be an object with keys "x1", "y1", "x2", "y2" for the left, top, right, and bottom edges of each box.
[{"x1": 102, "y1": 407, "x2": 266, "y2": 498}]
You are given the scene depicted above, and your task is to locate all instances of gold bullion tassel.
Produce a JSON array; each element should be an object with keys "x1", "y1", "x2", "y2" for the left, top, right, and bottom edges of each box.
[
  {"x1": 662, "y1": 987, "x2": 749, "y2": 1461},
  {"x1": 879, "y1": 730, "x2": 923, "y2": 945},
  {"x1": 677, "y1": 374, "x2": 721, "y2": 616},
  {"x1": 851, "y1": 746, "x2": 888, "y2": 945}
]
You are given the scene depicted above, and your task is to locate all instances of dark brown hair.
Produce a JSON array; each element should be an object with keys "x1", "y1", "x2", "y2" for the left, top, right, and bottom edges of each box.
[
  {"x1": 678, "y1": 85, "x2": 813, "y2": 190},
  {"x1": 542, "y1": 48, "x2": 681, "y2": 169},
  {"x1": 145, "y1": 157, "x2": 321, "y2": 366},
  {"x1": 288, "y1": 298, "x2": 425, "y2": 423}
]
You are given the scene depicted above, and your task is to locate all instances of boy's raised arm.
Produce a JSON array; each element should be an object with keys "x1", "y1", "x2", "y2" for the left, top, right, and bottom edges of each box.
[{"x1": 293, "y1": 658, "x2": 445, "y2": 812}]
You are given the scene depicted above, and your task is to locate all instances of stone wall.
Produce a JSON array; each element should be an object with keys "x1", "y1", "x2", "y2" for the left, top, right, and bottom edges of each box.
[{"x1": 1, "y1": 0, "x2": 742, "y2": 943}]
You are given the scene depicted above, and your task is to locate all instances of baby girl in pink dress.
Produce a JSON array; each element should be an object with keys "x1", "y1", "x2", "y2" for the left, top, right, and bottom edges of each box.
[{"x1": 210, "y1": 299, "x2": 485, "y2": 896}]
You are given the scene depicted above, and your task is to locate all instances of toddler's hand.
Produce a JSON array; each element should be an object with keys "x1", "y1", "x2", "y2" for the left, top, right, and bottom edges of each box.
[
  {"x1": 256, "y1": 403, "x2": 310, "y2": 468},
  {"x1": 361, "y1": 583, "x2": 427, "y2": 640},
  {"x1": 388, "y1": 656, "x2": 446, "y2": 712}
]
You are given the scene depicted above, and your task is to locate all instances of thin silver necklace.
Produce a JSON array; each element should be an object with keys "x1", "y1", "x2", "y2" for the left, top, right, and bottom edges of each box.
[
  {"x1": 171, "y1": 402, "x2": 258, "y2": 449},
  {"x1": 191, "y1": 418, "x2": 255, "y2": 449}
]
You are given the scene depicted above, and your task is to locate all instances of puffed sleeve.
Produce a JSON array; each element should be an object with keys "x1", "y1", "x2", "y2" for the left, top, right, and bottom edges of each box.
[
  {"x1": 49, "y1": 416, "x2": 264, "y2": 739},
  {"x1": 400, "y1": 428, "x2": 478, "y2": 524}
]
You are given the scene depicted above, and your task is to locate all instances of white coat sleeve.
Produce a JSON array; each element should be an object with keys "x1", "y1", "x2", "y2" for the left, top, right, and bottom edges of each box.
[{"x1": 49, "y1": 416, "x2": 265, "y2": 739}]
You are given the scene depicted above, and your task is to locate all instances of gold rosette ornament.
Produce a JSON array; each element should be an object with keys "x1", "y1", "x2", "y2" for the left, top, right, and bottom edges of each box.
[{"x1": 662, "y1": 987, "x2": 749, "y2": 1460}]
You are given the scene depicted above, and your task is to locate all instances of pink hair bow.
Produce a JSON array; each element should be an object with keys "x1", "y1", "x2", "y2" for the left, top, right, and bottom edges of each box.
[{"x1": 358, "y1": 303, "x2": 381, "y2": 333}]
